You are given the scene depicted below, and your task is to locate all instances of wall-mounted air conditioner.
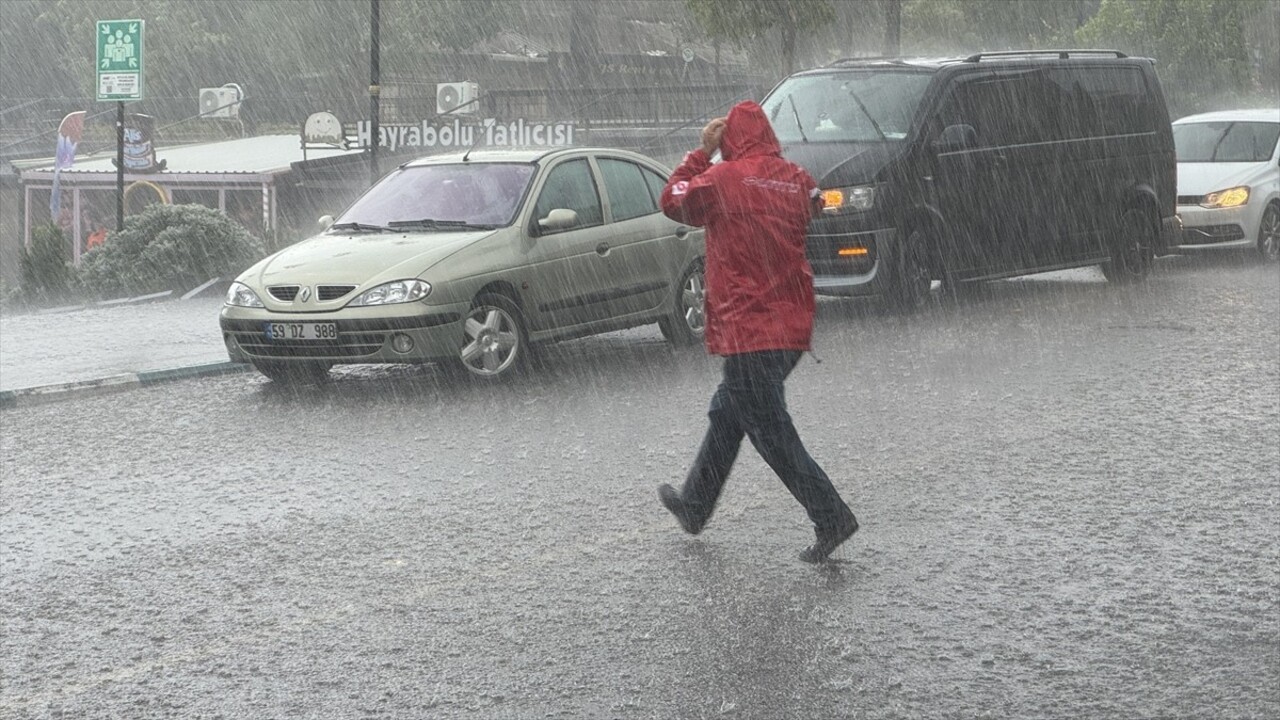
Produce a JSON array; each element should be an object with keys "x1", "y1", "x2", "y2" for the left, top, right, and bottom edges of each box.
[{"x1": 436, "y1": 82, "x2": 480, "y2": 116}]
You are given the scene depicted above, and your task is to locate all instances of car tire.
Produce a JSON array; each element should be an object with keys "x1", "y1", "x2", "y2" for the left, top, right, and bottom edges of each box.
[
  {"x1": 658, "y1": 259, "x2": 706, "y2": 346},
  {"x1": 1258, "y1": 203, "x2": 1280, "y2": 263},
  {"x1": 883, "y1": 230, "x2": 932, "y2": 311},
  {"x1": 252, "y1": 360, "x2": 331, "y2": 385},
  {"x1": 459, "y1": 293, "x2": 528, "y2": 379},
  {"x1": 1102, "y1": 207, "x2": 1154, "y2": 283}
]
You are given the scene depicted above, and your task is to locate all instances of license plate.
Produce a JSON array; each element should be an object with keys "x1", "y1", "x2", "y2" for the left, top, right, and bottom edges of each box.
[{"x1": 263, "y1": 322, "x2": 338, "y2": 341}]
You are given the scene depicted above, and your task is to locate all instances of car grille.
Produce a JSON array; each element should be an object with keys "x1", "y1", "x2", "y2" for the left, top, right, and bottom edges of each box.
[
  {"x1": 267, "y1": 285, "x2": 356, "y2": 302},
  {"x1": 230, "y1": 330, "x2": 387, "y2": 359},
  {"x1": 1177, "y1": 195, "x2": 1203, "y2": 206},
  {"x1": 317, "y1": 285, "x2": 356, "y2": 301},
  {"x1": 1182, "y1": 223, "x2": 1245, "y2": 243},
  {"x1": 268, "y1": 285, "x2": 300, "y2": 301}
]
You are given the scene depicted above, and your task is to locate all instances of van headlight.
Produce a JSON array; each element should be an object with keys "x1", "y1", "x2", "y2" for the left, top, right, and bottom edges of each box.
[
  {"x1": 1201, "y1": 186, "x2": 1249, "y2": 209},
  {"x1": 821, "y1": 185, "x2": 875, "y2": 214},
  {"x1": 347, "y1": 279, "x2": 432, "y2": 306},
  {"x1": 225, "y1": 281, "x2": 264, "y2": 307}
]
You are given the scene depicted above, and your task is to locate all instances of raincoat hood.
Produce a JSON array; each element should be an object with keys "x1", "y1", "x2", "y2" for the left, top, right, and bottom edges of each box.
[{"x1": 720, "y1": 101, "x2": 782, "y2": 162}]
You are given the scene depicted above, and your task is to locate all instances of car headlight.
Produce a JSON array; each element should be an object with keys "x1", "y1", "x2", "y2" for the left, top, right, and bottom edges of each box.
[
  {"x1": 225, "y1": 281, "x2": 264, "y2": 307},
  {"x1": 347, "y1": 279, "x2": 432, "y2": 307},
  {"x1": 1201, "y1": 186, "x2": 1249, "y2": 209},
  {"x1": 820, "y1": 185, "x2": 875, "y2": 214}
]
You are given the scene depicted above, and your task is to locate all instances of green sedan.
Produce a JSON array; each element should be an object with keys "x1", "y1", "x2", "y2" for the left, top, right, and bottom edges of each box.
[{"x1": 221, "y1": 147, "x2": 705, "y2": 382}]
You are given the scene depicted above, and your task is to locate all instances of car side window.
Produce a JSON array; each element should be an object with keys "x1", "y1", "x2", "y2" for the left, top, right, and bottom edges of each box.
[
  {"x1": 598, "y1": 158, "x2": 658, "y2": 222},
  {"x1": 641, "y1": 166, "x2": 669, "y2": 206},
  {"x1": 533, "y1": 159, "x2": 603, "y2": 230},
  {"x1": 942, "y1": 71, "x2": 1071, "y2": 147}
]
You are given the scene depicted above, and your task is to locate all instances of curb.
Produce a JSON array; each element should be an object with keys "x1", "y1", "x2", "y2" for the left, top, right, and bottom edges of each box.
[{"x1": 0, "y1": 362, "x2": 250, "y2": 410}]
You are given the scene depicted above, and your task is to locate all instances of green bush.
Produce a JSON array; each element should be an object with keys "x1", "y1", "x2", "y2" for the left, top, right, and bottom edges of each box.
[
  {"x1": 78, "y1": 203, "x2": 265, "y2": 298},
  {"x1": 18, "y1": 223, "x2": 77, "y2": 305}
]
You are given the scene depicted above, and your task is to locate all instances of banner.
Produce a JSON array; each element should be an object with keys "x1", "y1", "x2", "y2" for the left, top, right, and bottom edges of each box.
[
  {"x1": 123, "y1": 114, "x2": 163, "y2": 172},
  {"x1": 50, "y1": 111, "x2": 86, "y2": 219},
  {"x1": 355, "y1": 118, "x2": 575, "y2": 152}
]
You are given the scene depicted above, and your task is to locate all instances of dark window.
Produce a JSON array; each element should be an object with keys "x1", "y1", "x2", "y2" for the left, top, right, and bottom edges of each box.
[
  {"x1": 533, "y1": 159, "x2": 603, "y2": 228},
  {"x1": 1066, "y1": 66, "x2": 1152, "y2": 136},
  {"x1": 598, "y1": 158, "x2": 658, "y2": 222}
]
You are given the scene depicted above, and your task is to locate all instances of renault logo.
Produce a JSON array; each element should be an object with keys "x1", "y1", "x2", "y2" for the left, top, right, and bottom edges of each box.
[{"x1": 299, "y1": 286, "x2": 311, "y2": 303}]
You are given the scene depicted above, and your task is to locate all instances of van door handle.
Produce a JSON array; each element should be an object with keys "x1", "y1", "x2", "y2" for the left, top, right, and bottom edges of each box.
[
  {"x1": 675, "y1": 226, "x2": 690, "y2": 238},
  {"x1": 596, "y1": 242, "x2": 610, "y2": 255}
]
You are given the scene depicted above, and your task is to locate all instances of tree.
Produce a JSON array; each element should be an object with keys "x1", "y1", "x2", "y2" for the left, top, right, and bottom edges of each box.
[
  {"x1": 687, "y1": 0, "x2": 837, "y2": 76},
  {"x1": 1076, "y1": 0, "x2": 1266, "y2": 113}
]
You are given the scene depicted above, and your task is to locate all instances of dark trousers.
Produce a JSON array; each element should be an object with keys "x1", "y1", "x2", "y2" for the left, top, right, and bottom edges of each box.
[{"x1": 680, "y1": 350, "x2": 851, "y2": 531}]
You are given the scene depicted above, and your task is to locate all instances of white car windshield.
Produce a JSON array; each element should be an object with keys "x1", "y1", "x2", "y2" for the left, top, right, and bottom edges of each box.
[
  {"x1": 762, "y1": 70, "x2": 934, "y2": 143},
  {"x1": 1174, "y1": 121, "x2": 1280, "y2": 163},
  {"x1": 336, "y1": 162, "x2": 536, "y2": 228}
]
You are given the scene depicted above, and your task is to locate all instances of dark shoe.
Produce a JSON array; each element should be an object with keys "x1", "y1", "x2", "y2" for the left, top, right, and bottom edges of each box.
[
  {"x1": 658, "y1": 484, "x2": 703, "y2": 535},
  {"x1": 799, "y1": 513, "x2": 858, "y2": 563}
]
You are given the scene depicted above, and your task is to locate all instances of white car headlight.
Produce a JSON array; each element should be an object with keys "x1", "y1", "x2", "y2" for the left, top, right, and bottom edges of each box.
[
  {"x1": 347, "y1": 279, "x2": 432, "y2": 307},
  {"x1": 1200, "y1": 186, "x2": 1249, "y2": 209},
  {"x1": 225, "y1": 281, "x2": 264, "y2": 307},
  {"x1": 820, "y1": 184, "x2": 875, "y2": 214}
]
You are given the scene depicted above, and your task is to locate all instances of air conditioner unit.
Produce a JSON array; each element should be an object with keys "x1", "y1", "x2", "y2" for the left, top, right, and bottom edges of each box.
[
  {"x1": 199, "y1": 86, "x2": 240, "y2": 119},
  {"x1": 436, "y1": 81, "x2": 480, "y2": 116}
]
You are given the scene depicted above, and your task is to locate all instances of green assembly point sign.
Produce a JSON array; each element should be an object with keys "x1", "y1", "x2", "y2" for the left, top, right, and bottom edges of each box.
[{"x1": 96, "y1": 19, "x2": 144, "y2": 101}]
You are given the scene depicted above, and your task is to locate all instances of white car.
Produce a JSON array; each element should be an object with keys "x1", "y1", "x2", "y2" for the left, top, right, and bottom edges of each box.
[{"x1": 1173, "y1": 109, "x2": 1280, "y2": 261}]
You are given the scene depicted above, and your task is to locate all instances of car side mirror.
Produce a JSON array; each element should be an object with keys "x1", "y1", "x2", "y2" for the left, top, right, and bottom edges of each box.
[
  {"x1": 537, "y1": 208, "x2": 578, "y2": 233},
  {"x1": 934, "y1": 124, "x2": 977, "y2": 153},
  {"x1": 318, "y1": 214, "x2": 334, "y2": 230}
]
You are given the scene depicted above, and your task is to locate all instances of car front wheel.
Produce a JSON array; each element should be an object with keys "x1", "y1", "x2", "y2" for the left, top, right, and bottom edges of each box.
[
  {"x1": 658, "y1": 259, "x2": 706, "y2": 346},
  {"x1": 1258, "y1": 203, "x2": 1280, "y2": 263},
  {"x1": 1102, "y1": 207, "x2": 1154, "y2": 283},
  {"x1": 459, "y1": 293, "x2": 528, "y2": 378}
]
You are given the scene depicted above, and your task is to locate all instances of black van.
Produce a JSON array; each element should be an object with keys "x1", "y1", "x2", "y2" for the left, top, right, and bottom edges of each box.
[{"x1": 759, "y1": 50, "x2": 1180, "y2": 307}]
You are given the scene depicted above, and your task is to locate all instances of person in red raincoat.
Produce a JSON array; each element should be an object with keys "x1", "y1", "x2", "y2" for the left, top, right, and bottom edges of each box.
[{"x1": 657, "y1": 100, "x2": 857, "y2": 563}]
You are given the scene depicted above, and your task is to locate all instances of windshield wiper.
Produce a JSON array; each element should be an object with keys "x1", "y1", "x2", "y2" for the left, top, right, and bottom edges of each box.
[
  {"x1": 387, "y1": 218, "x2": 496, "y2": 231},
  {"x1": 844, "y1": 87, "x2": 887, "y2": 142},
  {"x1": 329, "y1": 221, "x2": 391, "y2": 233},
  {"x1": 787, "y1": 94, "x2": 809, "y2": 143}
]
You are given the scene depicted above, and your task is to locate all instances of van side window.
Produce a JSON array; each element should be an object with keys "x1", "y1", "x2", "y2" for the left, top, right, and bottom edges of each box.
[
  {"x1": 940, "y1": 72, "x2": 1070, "y2": 147},
  {"x1": 1064, "y1": 67, "x2": 1152, "y2": 136}
]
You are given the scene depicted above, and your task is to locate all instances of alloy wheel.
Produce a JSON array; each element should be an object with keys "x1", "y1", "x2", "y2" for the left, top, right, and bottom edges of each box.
[
  {"x1": 460, "y1": 304, "x2": 521, "y2": 377},
  {"x1": 680, "y1": 269, "x2": 706, "y2": 334},
  {"x1": 1260, "y1": 205, "x2": 1280, "y2": 262}
]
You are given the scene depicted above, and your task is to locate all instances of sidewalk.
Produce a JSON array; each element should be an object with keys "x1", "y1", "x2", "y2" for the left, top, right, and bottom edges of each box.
[{"x1": 0, "y1": 294, "x2": 245, "y2": 407}]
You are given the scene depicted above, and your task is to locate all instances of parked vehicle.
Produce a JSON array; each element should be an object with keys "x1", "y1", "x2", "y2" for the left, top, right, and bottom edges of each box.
[
  {"x1": 221, "y1": 147, "x2": 705, "y2": 383},
  {"x1": 759, "y1": 50, "x2": 1180, "y2": 308},
  {"x1": 1172, "y1": 109, "x2": 1280, "y2": 261}
]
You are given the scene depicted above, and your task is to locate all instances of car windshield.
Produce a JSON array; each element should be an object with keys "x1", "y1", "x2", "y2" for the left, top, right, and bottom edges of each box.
[
  {"x1": 336, "y1": 162, "x2": 536, "y2": 228},
  {"x1": 761, "y1": 70, "x2": 934, "y2": 143},
  {"x1": 1174, "y1": 121, "x2": 1280, "y2": 162}
]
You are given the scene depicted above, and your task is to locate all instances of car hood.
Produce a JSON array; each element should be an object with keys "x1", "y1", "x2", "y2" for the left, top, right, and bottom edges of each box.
[
  {"x1": 780, "y1": 142, "x2": 901, "y2": 188},
  {"x1": 1176, "y1": 162, "x2": 1269, "y2": 196},
  {"x1": 242, "y1": 229, "x2": 496, "y2": 288}
]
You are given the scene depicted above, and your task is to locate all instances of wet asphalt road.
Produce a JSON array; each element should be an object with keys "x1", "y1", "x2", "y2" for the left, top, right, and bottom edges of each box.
[{"x1": 2, "y1": 254, "x2": 1277, "y2": 719}]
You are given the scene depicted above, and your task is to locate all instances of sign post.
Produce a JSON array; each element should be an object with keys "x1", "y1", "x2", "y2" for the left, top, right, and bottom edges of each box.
[{"x1": 96, "y1": 19, "x2": 144, "y2": 231}]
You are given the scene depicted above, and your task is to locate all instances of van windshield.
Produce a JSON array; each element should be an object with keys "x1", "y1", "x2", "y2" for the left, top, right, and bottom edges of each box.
[
  {"x1": 1173, "y1": 121, "x2": 1280, "y2": 163},
  {"x1": 762, "y1": 70, "x2": 934, "y2": 143}
]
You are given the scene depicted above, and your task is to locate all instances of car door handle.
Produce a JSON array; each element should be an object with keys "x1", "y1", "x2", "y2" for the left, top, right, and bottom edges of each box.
[
  {"x1": 675, "y1": 226, "x2": 690, "y2": 238},
  {"x1": 596, "y1": 242, "x2": 610, "y2": 255}
]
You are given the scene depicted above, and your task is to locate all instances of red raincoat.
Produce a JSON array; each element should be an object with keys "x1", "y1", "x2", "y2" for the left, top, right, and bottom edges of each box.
[{"x1": 660, "y1": 101, "x2": 819, "y2": 356}]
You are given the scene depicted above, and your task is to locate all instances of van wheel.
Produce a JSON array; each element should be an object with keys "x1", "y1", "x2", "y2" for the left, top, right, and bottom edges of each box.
[
  {"x1": 1258, "y1": 203, "x2": 1280, "y2": 262},
  {"x1": 459, "y1": 293, "x2": 528, "y2": 379},
  {"x1": 253, "y1": 360, "x2": 332, "y2": 385},
  {"x1": 1102, "y1": 207, "x2": 1154, "y2": 283},
  {"x1": 884, "y1": 231, "x2": 932, "y2": 311},
  {"x1": 659, "y1": 259, "x2": 706, "y2": 346}
]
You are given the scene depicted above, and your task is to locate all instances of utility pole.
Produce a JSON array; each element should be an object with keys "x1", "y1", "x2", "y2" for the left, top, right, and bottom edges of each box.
[
  {"x1": 369, "y1": 0, "x2": 381, "y2": 186},
  {"x1": 884, "y1": 0, "x2": 902, "y2": 57}
]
